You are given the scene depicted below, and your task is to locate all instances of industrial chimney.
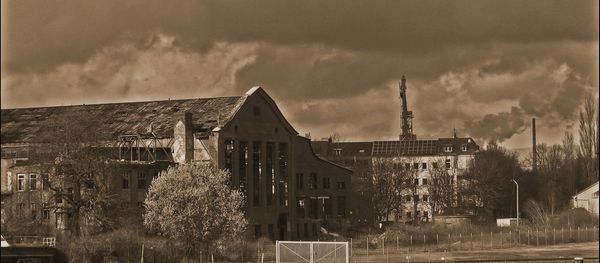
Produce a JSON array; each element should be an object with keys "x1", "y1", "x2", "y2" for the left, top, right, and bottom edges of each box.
[{"x1": 532, "y1": 117, "x2": 537, "y2": 172}]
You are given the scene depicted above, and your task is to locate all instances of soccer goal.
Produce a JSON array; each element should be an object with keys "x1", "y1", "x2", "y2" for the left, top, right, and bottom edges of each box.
[{"x1": 276, "y1": 241, "x2": 349, "y2": 263}]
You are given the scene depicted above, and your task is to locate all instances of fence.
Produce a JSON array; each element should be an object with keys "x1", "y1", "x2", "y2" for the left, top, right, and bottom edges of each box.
[{"x1": 344, "y1": 226, "x2": 599, "y2": 254}]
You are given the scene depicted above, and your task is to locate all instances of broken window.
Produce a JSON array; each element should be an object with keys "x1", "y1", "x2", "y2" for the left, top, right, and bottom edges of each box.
[
  {"x1": 239, "y1": 141, "x2": 248, "y2": 197},
  {"x1": 17, "y1": 174, "x2": 26, "y2": 191},
  {"x1": 224, "y1": 139, "x2": 234, "y2": 177},
  {"x1": 252, "y1": 141, "x2": 261, "y2": 206},
  {"x1": 278, "y1": 143, "x2": 289, "y2": 206},
  {"x1": 266, "y1": 142, "x2": 274, "y2": 206}
]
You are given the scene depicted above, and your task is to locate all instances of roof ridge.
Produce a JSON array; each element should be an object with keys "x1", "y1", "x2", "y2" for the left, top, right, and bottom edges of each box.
[{"x1": 1, "y1": 95, "x2": 243, "y2": 111}]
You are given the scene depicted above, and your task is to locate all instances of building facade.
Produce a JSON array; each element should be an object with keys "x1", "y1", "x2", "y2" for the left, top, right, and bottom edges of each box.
[
  {"x1": 572, "y1": 181, "x2": 599, "y2": 216},
  {"x1": 1, "y1": 87, "x2": 351, "y2": 240}
]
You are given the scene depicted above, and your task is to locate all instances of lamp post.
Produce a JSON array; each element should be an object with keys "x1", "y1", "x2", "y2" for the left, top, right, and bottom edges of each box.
[{"x1": 512, "y1": 179, "x2": 519, "y2": 226}]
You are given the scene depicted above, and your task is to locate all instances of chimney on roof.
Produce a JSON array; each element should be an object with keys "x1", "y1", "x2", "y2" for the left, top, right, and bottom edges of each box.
[{"x1": 453, "y1": 128, "x2": 457, "y2": 139}]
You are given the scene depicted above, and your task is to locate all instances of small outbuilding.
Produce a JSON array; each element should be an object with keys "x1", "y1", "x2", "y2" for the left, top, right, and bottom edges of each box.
[{"x1": 572, "y1": 181, "x2": 599, "y2": 216}]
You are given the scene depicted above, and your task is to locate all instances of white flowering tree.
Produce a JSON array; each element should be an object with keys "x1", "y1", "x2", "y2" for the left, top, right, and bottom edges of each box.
[{"x1": 143, "y1": 162, "x2": 247, "y2": 256}]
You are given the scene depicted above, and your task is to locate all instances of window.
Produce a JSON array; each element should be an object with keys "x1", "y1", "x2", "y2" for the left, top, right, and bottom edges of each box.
[
  {"x1": 323, "y1": 177, "x2": 331, "y2": 189},
  {"x1": 423, "y1": 195, "x2": 429, "y2": 202},
  {"x1": 31, "y1": 203, "x2": 37, "y2": 220},
  {"x1": 296, "y1": 173, "x2": 304, "y2": 190},
  {"x1": 444, "y1": 146, "x2": 453, "y2": 152},
  {"x1": 17, "y1": 174, "x2": 26, "y2": 191},
  {"x1": 254, "y1": 225, "x2": 262, "y2": 238},
  {"x1": 266, "y1": 142, "x2": 274, "y2": 206},
  {"x1": 593, "y1": 191, "x2": 599, "y2": 199},
  {"x1": 333, "y1": 148, "x2": 342, "y2": 156},
  {"x1": 138, "y1": 172, "x2": 147, "y2": 189},
  {"x1": 405, "y1": 163, "x2": 411, "y2": 170},
  {"x1": 414, "y1": 179, "x2": 419, "y2": 185},
  {"x1": 309, "y1": 198, "x2": 319, "y2": 219},
  {"x1": 445, "y1": 159, "x2": 451, "y2": 169},
  {"x1": 406, "y1": 195, "x2": 412, "y2": 202},
  {"x1": 297, "y1": 198, "x2": 305, "y2": 218},
  {"x1": 337, "y1": 182, "x2": 346, "y2": 190},
  {"x1": 239, "y1": 141, "x2": 248, "y2": 197},
  {"x1": 137, "y1": 202, "x2": 144, "y2": 208},
  {"x1": 422, "y1": 178, "x2": 428, "y2": 185},
  {"x1": 29, "y1": 174, "x2": 38, "y2": 190},
  {"x1": 406, "y1": 211, "x2": 412, "y2": 218},
  {"x1": 268, "y1": 224, "x2": 274, "y2": 240},
  {"x1": 432, "y1": 162, "x2": 439, "y2": 169},
  {"x1": 252, "y1": 141, "x2": 261, "y2": 206},
  {"x1": 224, "y1": 139, "x2": 234, "y2": 175},
  {"x1": 253, "y1": 106, "x2": 261, "y2": 116},
  {"x1": 17, "y1": 203, "x2": 25, "y2": 217},
  {"x1": 42, "y1": 174, "x2": 49, "y2": 190},
  {"x1": 413, "y1": 163, "x2": 419, "y2": 170},
  {"x1": 120, "y1": 202, "x2": 129, "y2": 209},
  {"x1": 122, "y1": 171, "x2": 130, "y2": 189},
  {"x1": 414, "y1": 195, "x2": 420, "y2": 202},
  {"x1": 279, "y1": 143, "x2": 289, "y2": 206},
  {"x1": 462, "y1": 145, "x2": 468, "y2": 151},
  {"x1": 323, "y1": 198, "x2": 332, "y2": 216},
  {"x1": 308, "y1": 173, "x2": 317, "y2": 189},
  {"x1": 422, "y1": 163, "x2": 427, "y2": 170},
  {"x1": 337, "y1": 196, "x2": 346, "y2": 216},
  {"x1": 303, "y1": 223, "x2": 309, "y2": 238},
  {"x1": 42, "y1": 203, "x2": 50, "y2": 220}
]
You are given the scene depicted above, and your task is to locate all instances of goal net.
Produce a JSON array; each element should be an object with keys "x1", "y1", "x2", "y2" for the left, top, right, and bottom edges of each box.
[{"x1": 276, "y1": 241, "x2": 349, "y2": 263}]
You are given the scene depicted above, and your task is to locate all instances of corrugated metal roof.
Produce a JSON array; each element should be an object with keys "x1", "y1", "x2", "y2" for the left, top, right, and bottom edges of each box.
[{"x1": 1, "y1": 96, "x2": 243, "y2": 143}]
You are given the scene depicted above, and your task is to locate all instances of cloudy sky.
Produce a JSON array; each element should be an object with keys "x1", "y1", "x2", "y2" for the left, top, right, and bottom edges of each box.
[{"x1": 1, "y1": 0, "x2": 598, "y2": 149}]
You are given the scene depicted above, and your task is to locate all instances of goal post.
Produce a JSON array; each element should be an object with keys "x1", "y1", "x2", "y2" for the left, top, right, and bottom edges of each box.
[{"x1": 276, "y1": 241, "x2": 349, "y2": 263}]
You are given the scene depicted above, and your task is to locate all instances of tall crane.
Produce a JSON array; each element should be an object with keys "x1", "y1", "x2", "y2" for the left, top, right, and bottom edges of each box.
[{"x1": 399, "y1": 75, "x2": 416, "y2": 140}]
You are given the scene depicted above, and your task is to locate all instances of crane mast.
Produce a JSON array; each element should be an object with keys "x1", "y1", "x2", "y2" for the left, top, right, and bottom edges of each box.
[{"x1": 399, "y1": 75, "x2": 416, "y2": 140}]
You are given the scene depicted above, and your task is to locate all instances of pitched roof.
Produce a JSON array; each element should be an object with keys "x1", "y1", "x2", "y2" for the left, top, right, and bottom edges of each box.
[
  {"x1": 1, "y1": 96, "x2": 244, "y2": 144},
  {"x1": 312, "y1": 137, "x2": 480, "y2": 158}
]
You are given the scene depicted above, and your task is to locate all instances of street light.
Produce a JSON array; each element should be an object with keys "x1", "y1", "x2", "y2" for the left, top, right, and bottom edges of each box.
[{"x1": 512, "y1": 179, "x2": 519, "y2": 226}]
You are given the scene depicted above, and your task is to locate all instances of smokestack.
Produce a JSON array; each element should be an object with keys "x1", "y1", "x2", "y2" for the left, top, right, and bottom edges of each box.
[{"x1": 532, "y1": 117, "x2": 537, "y2": 172}]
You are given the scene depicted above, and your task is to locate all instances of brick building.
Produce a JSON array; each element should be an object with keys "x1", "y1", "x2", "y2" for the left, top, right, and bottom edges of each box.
[
  {"x1": 311, "y1": 76, "x2": 481, "y2": 225},
  {"x1": 0, "y1": 87, "x2": 351, "y2": 240}
]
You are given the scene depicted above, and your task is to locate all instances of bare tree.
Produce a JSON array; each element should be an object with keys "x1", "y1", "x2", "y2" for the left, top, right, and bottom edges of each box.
[
  {"x1": 31, "y1": 110, "x2": 118, "y2": 236},
  {"x1": 536, "y1": 144, "x2": 564, "y2": 215},
  {"x1": 368, "y1": 157, "x2": 404, "y2": 222},
  {"x1": 577, "y1": 96, "x2": 599, "y2": 186},
  {"x1": 429, "y1": 158, "x2": 455, "y2": 216}
]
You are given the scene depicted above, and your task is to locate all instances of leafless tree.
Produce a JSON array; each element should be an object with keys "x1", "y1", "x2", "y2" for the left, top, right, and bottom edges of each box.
[
  {"x1": 368, "y1": 157, "x2": 404, "y2": 222},
  {"x1": 429, "y1": 158, "x2": 455, "y2": 216},
  {"x1": 31, "y1": 110, "x2": 119, "y2": 236},
  {"x1": 577, "y1": 96, "x2": 599, "y2": 186}
]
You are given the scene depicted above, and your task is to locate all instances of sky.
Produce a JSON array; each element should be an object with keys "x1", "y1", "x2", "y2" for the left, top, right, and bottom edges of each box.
[{"x1": 1, "y1": 0, "x2": 598, "y2": 149}]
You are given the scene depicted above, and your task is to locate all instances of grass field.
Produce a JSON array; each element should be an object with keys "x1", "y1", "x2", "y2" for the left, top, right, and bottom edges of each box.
[{"x1": 349, "y1": 242, "x2": 599, "y2": 263}]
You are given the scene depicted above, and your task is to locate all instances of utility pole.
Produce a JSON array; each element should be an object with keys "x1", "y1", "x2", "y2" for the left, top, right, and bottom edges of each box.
[{"x1": 512, "y1": 179, "x2": 519, "y2": 226}]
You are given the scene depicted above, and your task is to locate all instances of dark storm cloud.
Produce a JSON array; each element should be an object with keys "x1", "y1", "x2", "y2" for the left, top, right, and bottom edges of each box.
[
  {"x1": 3, "y1": 0, "x2": 597, "y2": 73},
  {"x1": 1, "y1": 0, "x2": 598, "y2": 147}
]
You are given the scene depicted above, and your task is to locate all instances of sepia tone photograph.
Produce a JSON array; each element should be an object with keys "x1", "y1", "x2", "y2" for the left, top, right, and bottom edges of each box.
[{"x1": 1, "y1": 0, "x2": 598, "y2": 262}]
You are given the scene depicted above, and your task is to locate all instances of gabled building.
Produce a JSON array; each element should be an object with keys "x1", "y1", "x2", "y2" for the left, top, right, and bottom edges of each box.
[{"x1": 1, "y1": 87, "x2": 351, "y2": 240}]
